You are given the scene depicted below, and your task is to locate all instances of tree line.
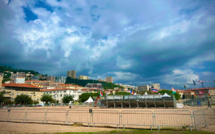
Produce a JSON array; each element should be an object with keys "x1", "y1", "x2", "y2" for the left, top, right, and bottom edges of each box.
[{"x1": 66, "y1": 77, "x2": 124, "y2": 89}]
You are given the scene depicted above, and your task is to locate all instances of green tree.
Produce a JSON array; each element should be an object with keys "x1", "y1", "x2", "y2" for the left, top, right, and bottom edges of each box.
[
  {"x1": 109, "y1": 91, "x2": 131, "y2": 95},
  {"x1": 15, "y1": 94, "x2": 33, "y2": 105},
  {"x1": 158, "y1": 90, "x2": 181, "y2": 100},
  {"x1": 79, "y1": 92, "x2": 104, "y2": 102},
  {"x1": 0, "y1": 91, "x2": 5, "y2": 104},
  {"x1": 33, "y1": 100, "x2": 39, "y2": 105},
  {"x1": 62, "y1": 95, "x2": 73, "y2": 103},
  {"x1": 41, "y1": 94, "x2": 53, "y2": 104}
]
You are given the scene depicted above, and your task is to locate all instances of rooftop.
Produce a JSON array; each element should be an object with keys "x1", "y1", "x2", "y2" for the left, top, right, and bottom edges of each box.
[{"x1": 2, "y1": 83, "x2": 41, "y2": 89}]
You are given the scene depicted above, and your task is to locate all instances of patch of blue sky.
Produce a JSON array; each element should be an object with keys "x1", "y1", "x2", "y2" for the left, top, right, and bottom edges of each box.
[
  {"x1": 34, "y1": 0, "x2": 53, "y2": 12},
  {"x1": 22, "y1": 7, "x2": 38, "y2": 22}
]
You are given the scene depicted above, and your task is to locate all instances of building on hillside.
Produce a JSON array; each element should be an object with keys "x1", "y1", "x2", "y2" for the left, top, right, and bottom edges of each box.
[
  {"x1": 105, "y1": 77, "x2": 113, "y2": 83},
  {"x1": 15, "y1": 77, "x2": 25, "y2": 84},
  {"x1": 85, "y1": 83, "x2": 103, "y2": 89},
  {"x1": 10, "y1": 72, "x2": 26, "y2": 83},
  {"x1": 55, "y1": 76, "x2": 66, "y2": 83},
  {"x1": 31, "y1": 75, "x2": 39, "y2": 80},
  {"x1": 98, "y1": 79, "x2": 106, "y2": 82},
  {"x1": 187, "y1": 87, "x2": 215, "y2": 98},
  {"x1": 151, "y1": 83, "x2": 160, "y2": 90},
  {"x1": 25, "y1": 80, "x2": 63, "y2": 89},
  {"x1": 78, "y1": 75, "x2": 89, "y2": 80},
  {"x1": 1, "y1": 83, "x2": 43, "y2": 102},
  {"x1": 0, "y1": 73, "x2": 3, "y2": 88},
  {"x1": 47, "y1": 76, "x2": 55, "y2": 81},
  {"x1": 56, "y1": 84, "x2": 84, "y2": 89},
  {"x1": 137, "y1": 85, "x2": 150, "y2": 92},
  {"x1": 41, "y1": 88, "x2": 86, "y2": 103},
  {"x1": 67, "y1": 70, "x2": 76, "y2": 79},
  {"x1": 38, "y1": 74, "x2": 47, "y2": 80}
]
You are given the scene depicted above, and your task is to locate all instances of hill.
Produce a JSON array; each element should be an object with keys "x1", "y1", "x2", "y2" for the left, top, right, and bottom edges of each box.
[
  {"x1": 66, "y1": 77, "x2": 124, "y2": 90},
  {"x1": 0, "y1": 65, "x2": 39, "y2": 79},
  {"x1": 0, "y1": 66, "x2": 39, "y2": 75}
]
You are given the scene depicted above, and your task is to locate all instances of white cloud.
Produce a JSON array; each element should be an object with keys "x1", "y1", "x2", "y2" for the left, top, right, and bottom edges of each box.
[
  {"x1": 164, "y1": 69, "x2": 199, "y2": 85},
  {"x1": 113, "y1": 72, "x2": 138, "y2": 81}
]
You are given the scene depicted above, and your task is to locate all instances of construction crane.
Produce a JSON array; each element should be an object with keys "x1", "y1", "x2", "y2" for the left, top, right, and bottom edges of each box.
[{"x1": 198, "y1": 80, "x2": 215, "y2": 88}]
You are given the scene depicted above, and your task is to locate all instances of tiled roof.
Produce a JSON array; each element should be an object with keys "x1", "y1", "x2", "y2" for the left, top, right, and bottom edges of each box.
[
  {"x1": 2, "y1": 83, "x2": 41, "y2": 89},
  {"x1": 41, "y1": 88, "x2": 80, "y2": 92},
  {"x1": 187, "y1": 87, "x2": 215, "y2": 91},
  {"x1": 56, "y1": 84, "x2": 83, "y2": 87}
]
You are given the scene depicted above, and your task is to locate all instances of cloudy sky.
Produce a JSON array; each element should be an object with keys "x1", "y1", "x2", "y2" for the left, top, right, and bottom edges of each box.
[{"x1": 0, "y1": 0, "x2": 215, "y2": 89}]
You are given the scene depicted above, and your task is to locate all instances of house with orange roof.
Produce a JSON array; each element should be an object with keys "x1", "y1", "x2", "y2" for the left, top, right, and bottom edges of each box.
[{"x1": 1, "y1": 83, "x2": 43, "y2": 103}]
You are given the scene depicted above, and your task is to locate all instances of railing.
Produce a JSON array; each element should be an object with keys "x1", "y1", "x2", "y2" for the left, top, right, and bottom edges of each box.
[{"x1": 0, "y1": 108, "x2": 214, "y2": 131}]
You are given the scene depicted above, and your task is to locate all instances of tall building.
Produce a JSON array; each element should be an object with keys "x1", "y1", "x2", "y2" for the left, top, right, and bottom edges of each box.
[
  {"x1": 55, "y1": 76, "x2": 66, "y2": 83},
  {"x1": 151, "y1": 83, "x2": 160, "y2": 90},
  {"x1": 106, "y1": 77, "x2": 113, "y2": 83},
  {"x1": 67, "y1": 70, "x2": 76, "y2": 79},
  {"x1": 137, "y1": 85, "x2": 150, "y2": 92},
  {"x1": 78, "y1": 75, "x2": 89, "y2": 80},
  {"x1": 47, "y1": 76, "x2": 55, "y2": 81},
  {"x1": 0, "y1": 73, "x2": 3, "y2": 88}
]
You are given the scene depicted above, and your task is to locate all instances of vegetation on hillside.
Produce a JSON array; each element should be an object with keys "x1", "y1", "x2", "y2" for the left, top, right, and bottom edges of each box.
[
  {"x1": 0, "y1": 65, "x2": 39, "y2": 76},
  {"x1": 66, "y1": 77, "x2": 124, "y2": 89}
]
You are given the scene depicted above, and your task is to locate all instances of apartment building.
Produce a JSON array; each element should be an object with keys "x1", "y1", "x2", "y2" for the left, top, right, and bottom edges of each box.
[
  {"x1": 1, "y1": 83, "x2": 43, "y2": 102},
  {"x1": 151, "y1": 83, "x2": 160, "y2": 90},
  {"x1": 105, "y1": 77, "x2": 113, "y2": 83},
  {"x1": 67, "y1": 70, "x2": 76, "y2": 79},
  {"x1": 10, "y1": 72, "x2": 26, "y2": 83},
  {"x1": 25, "y1": 80, "x2": 63, "y2": 89},
  {"x1": 41, "y1": 88, "x2": 86, "y2": 103},
  {"x1": 78, "y1": 75, "x2": 89, "y2": 80},
  {"x1": 47, "y1": 76, "x2": 55, "y2": 82},
  {"x1": 137, "y1": 85, "x2": 150, "y2": 92},
  {"x1": 55, "y1": 76, "x2": 66, "y2": 83}
]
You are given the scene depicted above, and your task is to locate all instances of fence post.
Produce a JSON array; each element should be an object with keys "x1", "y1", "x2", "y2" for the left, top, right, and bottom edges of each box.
[
  {"x1": 43, "y1": 109, "x2": 47, "y2": 124},
  {"x1": 7, "y1": 109, "x2": 11, "y2": 122},
  {"x1": 203, "y1": 110, "x2": 207, "y2": 128},
  {"x1": 193, "y1": 110, "x2": 198, "y2": 130},
  {"x1": 65, "y1": 109, "x2": 68, "y2": 125},
  {"x1": 152, "y1": 111, "x2": 156, "y2": 130},
  {"x1": 25, "y1": 109, "x2": 28, "y2": 123},
  {"x1": 119, "y1": 112, "x2": 122, "y2": 129}
]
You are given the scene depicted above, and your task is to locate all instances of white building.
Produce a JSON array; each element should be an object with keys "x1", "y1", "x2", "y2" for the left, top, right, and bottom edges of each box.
[
  {"x1": 151, "y1": 83, "x2": 160, "y2": 90},
  {"x1": 41, "y1": 88, "x2": 86, "y2": 103},
  {"x1": 15, "y1": 77, "x2": 25, "y2": 84}
]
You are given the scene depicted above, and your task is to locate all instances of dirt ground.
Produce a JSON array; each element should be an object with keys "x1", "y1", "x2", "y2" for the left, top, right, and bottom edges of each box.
[
  {"x1": 0, "y1": 105, "x2": 214, "y2": 134},
  {"x1": 0, "y1": 122, "x2": 115, "y2": 134}
]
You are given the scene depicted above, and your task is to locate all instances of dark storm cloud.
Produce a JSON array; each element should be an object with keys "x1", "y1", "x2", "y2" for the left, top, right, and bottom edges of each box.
[{"x1": 0, "y1": 0, "x2": 215, "y2": 89}]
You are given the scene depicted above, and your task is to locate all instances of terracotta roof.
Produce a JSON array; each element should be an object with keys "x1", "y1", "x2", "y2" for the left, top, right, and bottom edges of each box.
[
  {"x1": 187, "y1": 87, "x2": 215, "y2": 91},
  {"x1": 56, "y1": 84, "x2": 83, "y2": 87},
  {"x1": 41, "y1": 88, "x2": 80, "y2": 92},
  {"x1": 2, "y1": 83, "x2": 41, "y2": 89}
]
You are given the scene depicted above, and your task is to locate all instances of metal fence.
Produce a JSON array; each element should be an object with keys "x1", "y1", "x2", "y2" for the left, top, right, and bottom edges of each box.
[
  {"x1": 121, "y1": 110, "x2": 153, "y2": 130},
  {"x1": 0, "y1": 108, "x2": 214, "y2": 131},
  {"x1": 154, "y1": 110, "x2": 193, "y2": 130}
]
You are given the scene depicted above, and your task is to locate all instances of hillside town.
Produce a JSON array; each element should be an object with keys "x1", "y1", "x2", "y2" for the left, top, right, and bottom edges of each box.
[{"x1": 0, "y1": 70, "x2": 214, "y2": 105}]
